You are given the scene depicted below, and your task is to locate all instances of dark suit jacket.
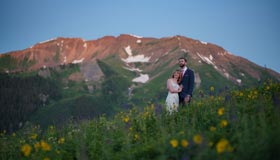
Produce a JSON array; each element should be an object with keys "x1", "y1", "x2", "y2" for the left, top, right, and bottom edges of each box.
[{"x1": 179, "y1": 68, "x2": 195, "y2": 101}]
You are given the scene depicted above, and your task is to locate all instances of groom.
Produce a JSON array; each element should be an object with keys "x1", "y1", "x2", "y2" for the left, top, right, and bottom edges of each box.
[{"x1": 178, "y1": 57, "x2": 195, "y2": 106}]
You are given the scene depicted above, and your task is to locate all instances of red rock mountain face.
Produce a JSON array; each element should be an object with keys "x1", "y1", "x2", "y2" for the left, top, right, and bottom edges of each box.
[
  {"x1": 1, "y1": 34, "x2": 280, "y2": 81},
  {"x1": 3, "y1": 35, "x2": 154, "y2": 69}
]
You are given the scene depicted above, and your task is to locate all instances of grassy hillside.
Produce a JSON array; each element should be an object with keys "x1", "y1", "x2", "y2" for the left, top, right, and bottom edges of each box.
[
  {"x1": 0, "y1": 55, "x2": 18, "y2": 71},
  {"x1": 2, "y1": 53, "x2": 278, "y2": 134},
  {"x1": 192, "y1": 63, "x2": 235, "y2": 94},
  {"x1": 29, "y1": 59, "x2": 132, "y2": 128},
  {"x1": 1, "y1": 80, "x2": 279, "y2": 160}
]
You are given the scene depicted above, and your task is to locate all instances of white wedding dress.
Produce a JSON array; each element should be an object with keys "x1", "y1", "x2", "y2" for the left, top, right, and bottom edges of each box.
[{"x1": 165, "y1": 80, "x2": 180, "y2": 114}]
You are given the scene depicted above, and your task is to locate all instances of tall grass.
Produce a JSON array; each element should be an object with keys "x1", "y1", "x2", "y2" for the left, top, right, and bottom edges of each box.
[{"x1": 1, "y1": 80, "x2": 279, "y2": 160}]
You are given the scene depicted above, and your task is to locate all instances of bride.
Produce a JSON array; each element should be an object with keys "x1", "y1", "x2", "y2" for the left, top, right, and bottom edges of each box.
[{"x1": 165, "y1": 69, "x2": 183, "y2": 114}]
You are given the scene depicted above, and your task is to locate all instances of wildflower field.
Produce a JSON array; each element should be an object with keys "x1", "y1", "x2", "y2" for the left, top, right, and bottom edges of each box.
[{"x1": 1, "y1": 80, "x2": 280, "y2": 160}]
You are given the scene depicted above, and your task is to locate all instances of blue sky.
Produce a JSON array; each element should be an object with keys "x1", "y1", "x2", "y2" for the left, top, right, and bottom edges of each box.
[{"x1": 1, "y1": 0, "x2": 280, "y2": 73}]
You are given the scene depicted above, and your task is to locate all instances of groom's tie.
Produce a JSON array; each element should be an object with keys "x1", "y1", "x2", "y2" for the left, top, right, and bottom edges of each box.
[{"x1": 181, "y1": 69, "x2": 184, "y2": 77}]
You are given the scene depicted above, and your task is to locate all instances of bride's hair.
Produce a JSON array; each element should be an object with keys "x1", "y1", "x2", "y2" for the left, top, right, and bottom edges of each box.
[{"x1": 172, "y1": 69, "x2": 182, "y2": 83}]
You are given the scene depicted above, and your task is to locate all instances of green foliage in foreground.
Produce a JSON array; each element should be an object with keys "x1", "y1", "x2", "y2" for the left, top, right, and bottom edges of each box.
[{"x1": 1, "y1": 80, "x2": 280, "y2": 160}]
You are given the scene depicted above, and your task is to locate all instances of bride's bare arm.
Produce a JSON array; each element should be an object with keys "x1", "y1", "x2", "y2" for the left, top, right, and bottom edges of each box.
[{"x1": 167, "y1": 79, "x2": 181, "y2": 93}]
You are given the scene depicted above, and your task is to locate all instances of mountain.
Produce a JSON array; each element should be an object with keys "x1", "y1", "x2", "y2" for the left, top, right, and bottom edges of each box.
[
  {"x1": 1, "y1": 34, "x2": 279, "y2": 132},
  {"x1": 1, "y1": 34, "x2": 279, "y2": 82}
]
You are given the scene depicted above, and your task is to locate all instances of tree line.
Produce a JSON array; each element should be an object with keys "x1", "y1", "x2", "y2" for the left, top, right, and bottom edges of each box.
[{"x1": 0, "y1": 73, "x2": 61, "y2": 133}]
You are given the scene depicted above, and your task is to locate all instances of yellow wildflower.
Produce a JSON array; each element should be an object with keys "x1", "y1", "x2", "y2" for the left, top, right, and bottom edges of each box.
[
  {"x1": 143, "y1": 111, "x2": 149, "y2": 118},
  {"x1": 151, "y1": 104, "x2": 155, "y2": 110},
  {"x1": 216, "y1": 138, "x2": 229, "y2": 153},
  {"x1": 40, "y1": 140, "x2": 51, "y2": 151},
  {"x1": 181, "y1": 139, "x2": 189, "y2": 148},
  {"x1": 134, "y1": 133, "x2": 139, "y2": 140},
  {"x1": 12, "y1": 133, "x2": 16, "y2": 137},
  {"x1": 30, "y1": 133, "x2": 37, "y2": 140},
  {"x1": 123, "y1": 116, "x2": 129, "y2": 123},
  {"x1": 170, "y1": 139, "x2": 178, "y2": 148},
  {"x1": 34, "y1": 142, "x2": 40, "y2": 152},
  {"x1": 239, "y1": 92, "x2": 243, "y2": 97},
  {"x1": 248, "y1": 94, "x2": 252, "y2": 99},
  {"x1": 210, "y1": 86, "x2": 215, "y2": 91},
  {"x1": 220, "y1": 120, "x2": 228, "y2": 128},
  {"x1": 193, "y1": 134, "x2": 203, "y2": 144},
  {"x1": 21, "y1": 144, "x2": 32, "y2": 157},
  {"x1": 58, "y1": 137, "x2": 65, "y2": 144},
  {"x1": 217, "y1": 107, "x2": 225, "y2": 116},
  {"x1": 209, "y1": 126, "x2": 216, "y2": 132}
]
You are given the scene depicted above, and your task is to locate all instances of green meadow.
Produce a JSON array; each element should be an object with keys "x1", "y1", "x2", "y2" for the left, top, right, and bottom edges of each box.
[{"x1": 1, "y1": 80, "x2": 280, "y2": 160}]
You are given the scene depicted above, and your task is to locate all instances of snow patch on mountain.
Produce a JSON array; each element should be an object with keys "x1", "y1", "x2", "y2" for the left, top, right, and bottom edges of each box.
[
  {"x1": 197, "y1": 52, "x2": 242, "y2": 83},
  {"x1": 210, "y1": 54, "x2": 213, "y2": 61},
  {"x1": 197, "y1": 53, "x2": 215, "y2": 65},
  {"x1": 129, "y1": 34, "x2": 143, "y2": 38},
  {"x1": 224, "y1": 72, "x2": 230, "y2": 79},
  {"x1": 83, "y1": 43, "x2": 87, "y2": 48},
  {"x1": 200, "y1": 41, "x2": 208, "y2": 45},
  {"x1": 132, "y1": 74, "x2": 149, "y2": 83},
  {"x1": 123, "y1": 55, "x2": 150, "y2": 63},
  {"x1": 122, "y1": 46, "x2": 150, "y2": 63},
  {"x1": 39, "y1": 38, "x2": 56, "y2": 44},
  {"x1": 124, "y1": 46, "x2": 132, "y2": 56},
  {"x1": 72, "y1": 58, "x2": 84, "y2": 64},
  {"x1": 236, "y1": 79, "x2": 242, "y2": 84},
  {"x1": 123, "y1": 66, "x2": 142, "y2": 72},
  {"x1": 121, "y1": 45, "x2": 150, "y2": 83}
]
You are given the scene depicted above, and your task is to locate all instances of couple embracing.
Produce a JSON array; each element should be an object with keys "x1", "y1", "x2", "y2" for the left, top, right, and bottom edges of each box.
[{"x1": 165, "y1": 57, "x2": 195, "y2": 114}]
